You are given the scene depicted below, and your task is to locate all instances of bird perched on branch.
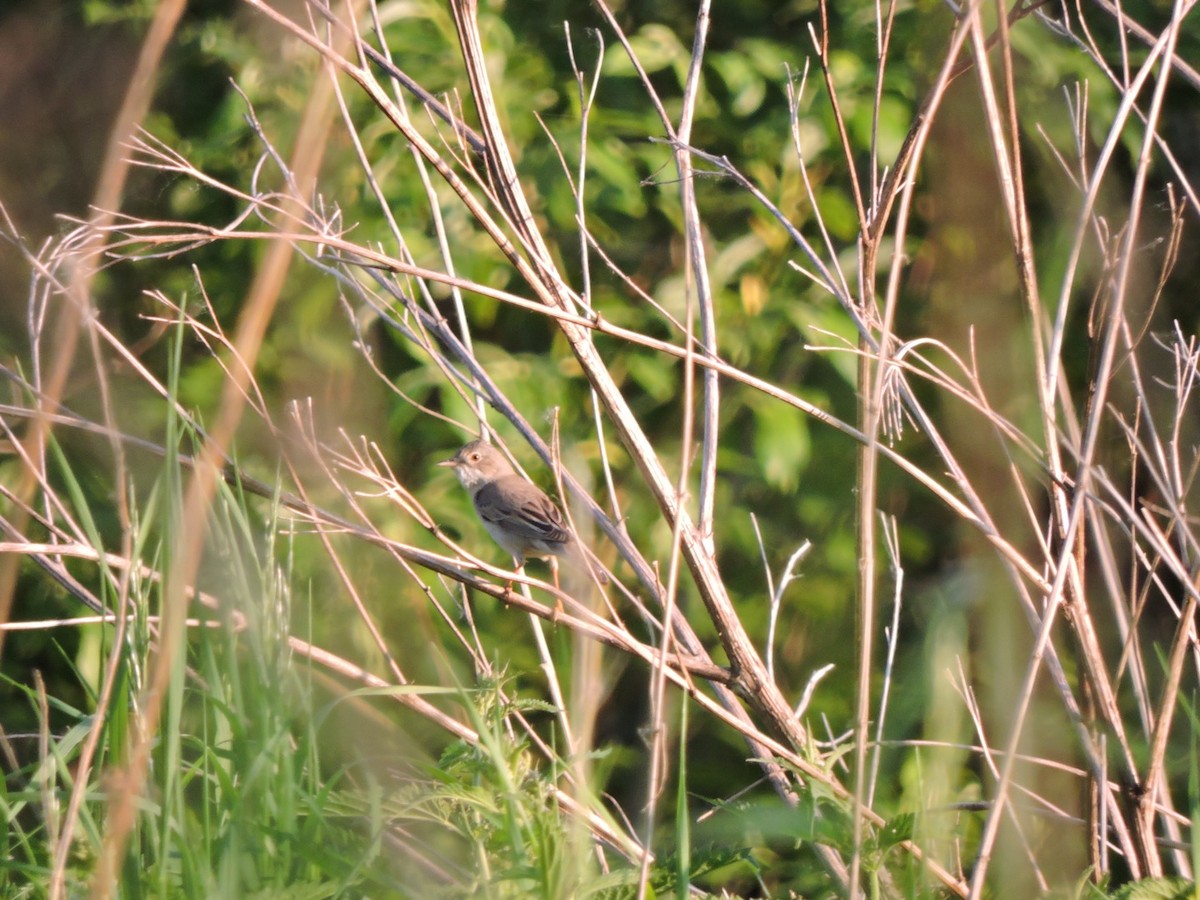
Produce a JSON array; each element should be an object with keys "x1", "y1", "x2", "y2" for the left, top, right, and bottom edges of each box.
[{"x1": 439, "y1": 439, "x2": 607, "y2": 595}]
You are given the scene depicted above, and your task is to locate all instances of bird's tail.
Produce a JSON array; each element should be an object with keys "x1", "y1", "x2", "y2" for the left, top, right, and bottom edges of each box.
[{"x1": 562, "y1": 540, "x2": 609, "y2": 590}]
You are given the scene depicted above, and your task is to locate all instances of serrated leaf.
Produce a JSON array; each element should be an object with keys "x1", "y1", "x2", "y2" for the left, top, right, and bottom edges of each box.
[
  {"x1": 879, "y1": 812, "x2": 916, "y2": 851},
  {"x1": 1111, "y1": 876, "x2": 1196, "y2": 900}
]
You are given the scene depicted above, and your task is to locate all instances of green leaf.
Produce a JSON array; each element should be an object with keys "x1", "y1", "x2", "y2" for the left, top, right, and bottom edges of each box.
[
  {"x1": 752, "y1": 401, "x2": 810, "y2": 492},
  {"x1": 603, "y1": 24, "x2": 688, "y2": 78},
  {"x1": 711, "y1": 53, "x2": 767, "y2": 117},
  {"x1": 1110, "y1": 876, "x2": 1196, "y2": 900},
  {"x1": 879, "y1": 812, "x2": 915, "y2": 851}
]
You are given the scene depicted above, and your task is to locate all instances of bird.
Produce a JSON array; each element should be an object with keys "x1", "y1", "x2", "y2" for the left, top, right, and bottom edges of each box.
[{"x1": 438, "y1": 439, "x2": 605, "y2": 594}]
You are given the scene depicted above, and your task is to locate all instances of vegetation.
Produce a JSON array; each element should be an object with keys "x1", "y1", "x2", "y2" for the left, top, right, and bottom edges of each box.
[{"x1": 1, "y1": 0, "x2": 1198, "y2": 895}]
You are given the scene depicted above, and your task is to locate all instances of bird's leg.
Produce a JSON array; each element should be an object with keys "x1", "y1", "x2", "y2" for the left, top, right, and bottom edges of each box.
[{"x1": 505, "y1": 556, "x2": 524, "y2": 596}]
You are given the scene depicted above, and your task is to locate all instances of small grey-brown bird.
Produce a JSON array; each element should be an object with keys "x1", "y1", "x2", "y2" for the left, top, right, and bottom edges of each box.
[{"x1": 439, "y1": 439, "x2": 604, "y2": 587}]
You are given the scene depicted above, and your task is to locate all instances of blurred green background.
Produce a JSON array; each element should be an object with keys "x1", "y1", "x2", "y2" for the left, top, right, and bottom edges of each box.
[{"x1": 2, "y1": 0, "x2": 1199, "y2": 893}]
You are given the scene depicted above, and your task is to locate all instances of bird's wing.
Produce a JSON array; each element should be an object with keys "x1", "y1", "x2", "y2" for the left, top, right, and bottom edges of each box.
[{"x1": 474, "y1": 478, "x2": 572, "y2": 546}]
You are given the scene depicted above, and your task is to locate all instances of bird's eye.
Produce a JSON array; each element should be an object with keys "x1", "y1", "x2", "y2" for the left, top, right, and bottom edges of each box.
[{"x1": 470, "y1": 452, "x2": 481, "y2": 461}]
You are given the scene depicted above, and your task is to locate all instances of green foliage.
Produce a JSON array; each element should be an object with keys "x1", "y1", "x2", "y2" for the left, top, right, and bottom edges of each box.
[
  {"x1": 1108, "y1": 877, "x2": 1198, "y2": 900},
  {"x1": 0, "y1": 480, "x2": 380, "y2": 894}
]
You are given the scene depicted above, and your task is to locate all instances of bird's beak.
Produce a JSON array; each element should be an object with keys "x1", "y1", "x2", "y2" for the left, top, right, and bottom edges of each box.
[{"x1": 437, "y1": 456, "x2": 458, "y2": 468}]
